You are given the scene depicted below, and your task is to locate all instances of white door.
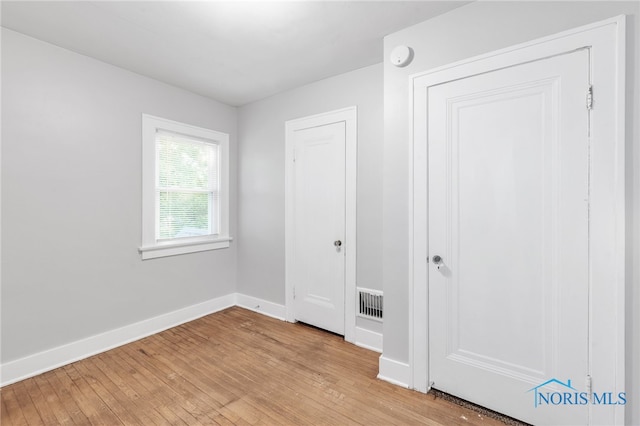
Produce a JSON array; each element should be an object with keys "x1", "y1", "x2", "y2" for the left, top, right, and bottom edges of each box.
[
  {"x1": 292, "y1": 121, "x2": 346, "y2": 335},
  {"x1": 428, "y1": 49, "x2": 589, "y2": 425}
]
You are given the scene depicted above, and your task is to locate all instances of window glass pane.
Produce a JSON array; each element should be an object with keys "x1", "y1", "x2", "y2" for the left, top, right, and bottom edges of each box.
[
  {"x1": 158, "y1": 191, "x2": 211, "y2": 239},
  {"x1": 157, "y1": 133, "x2": 218, "y2": 190}
]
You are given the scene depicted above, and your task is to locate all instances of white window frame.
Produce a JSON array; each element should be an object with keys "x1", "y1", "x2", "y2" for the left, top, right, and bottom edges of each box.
[{"x1": 139, "y1": 114, "x2": 230, "y2": 260}]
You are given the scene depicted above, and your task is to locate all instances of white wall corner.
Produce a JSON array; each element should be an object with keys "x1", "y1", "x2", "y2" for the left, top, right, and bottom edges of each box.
[
  {"x1": 355, "y1": 327, "x2": 383, "y2": 353},
  {"x1": 377, "y1": 355, "x2": 411, "y2": 388},
  {"x1": 0, "y1": 293, "x2": 236, "y2": 387},
  {"x1": 235, "y1": 293, "x2": 286, "y2": 321}
]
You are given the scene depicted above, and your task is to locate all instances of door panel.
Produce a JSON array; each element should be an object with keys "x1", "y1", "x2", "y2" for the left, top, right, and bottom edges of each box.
[
  {"x1": 428, "y1": 49, "x2": 589, "y2": 425},
  {"x1": 293, "y1": 122, "x2": 346, "y2": 335}
]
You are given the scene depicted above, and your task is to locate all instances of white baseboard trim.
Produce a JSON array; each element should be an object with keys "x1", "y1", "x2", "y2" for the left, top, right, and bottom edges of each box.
[
  {"x1": 377, "y1": 355, "x2": 411, "y2": 388},
  {"x1": 355, "y1": 327, "x2": 382, "y2": 353},
  {"x1": 0, "y1": 293, "x2": 236, "y2": 387},
  {"x1": 235, "y1": 293, "x2": 286, "y2": 321},
  {"x1": 1, "y1": 293, "x2": 382, "y2": 388}
]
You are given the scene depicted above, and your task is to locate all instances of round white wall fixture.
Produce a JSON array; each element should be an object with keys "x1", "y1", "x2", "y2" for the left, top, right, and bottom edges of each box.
[{"x1": 390, "y1": 45, "x2": 413, "y2": 67}]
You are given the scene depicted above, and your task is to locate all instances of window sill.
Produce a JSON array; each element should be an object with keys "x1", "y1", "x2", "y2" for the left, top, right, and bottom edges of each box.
[{"x1": 139, "y1": 237, "x2": 232, "y2": 260}]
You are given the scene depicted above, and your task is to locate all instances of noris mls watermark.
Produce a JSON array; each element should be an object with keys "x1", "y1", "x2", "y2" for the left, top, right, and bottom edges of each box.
[{"x1": 527, "y1": 378, "x2": 626, "y2": 407}]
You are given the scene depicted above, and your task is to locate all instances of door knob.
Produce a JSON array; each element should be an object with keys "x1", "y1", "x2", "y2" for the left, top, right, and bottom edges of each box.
[
  {"x1": 432, "y1": 255, "x2": 444, "y2": 270},
  {"x1": 334, "y1": 240, "x2": 342, "y2": 247}
]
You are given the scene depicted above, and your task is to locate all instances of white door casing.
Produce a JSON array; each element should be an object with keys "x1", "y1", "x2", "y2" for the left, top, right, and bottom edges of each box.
[
  {"x1": 410, "y1": 16, "x2": 625, "y2": 425},
  {"x1": 428, "y1": 49, "x2": 589, "y2": 425},
  {"x1": 285, "y1": 107, "x2": 357, "y2": 341}
]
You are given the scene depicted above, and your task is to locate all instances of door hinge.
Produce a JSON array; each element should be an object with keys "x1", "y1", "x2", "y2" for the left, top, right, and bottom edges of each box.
[
  {"x1": 293, "y1": 287, "x2": 296, "y2": 299},
  {"x1": 586, "y1": 85, "x2": 593, "y2": 110},
  {"x1": 586, "y1": 375, "x2": 592, "y2": 396}
]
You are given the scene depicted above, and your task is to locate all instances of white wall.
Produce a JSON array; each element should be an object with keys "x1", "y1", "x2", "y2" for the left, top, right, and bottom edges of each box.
[
  {"x1": 381, "y1": 1, "x2": 639, "y2": 423},
  {"x1": 237, "y1": 64, "x2": 383, "y2": 330},
  {"x1": 4, "y1": 4, "x2": 638, "y2": 420},
  {"x1": 1, "y1": 29, "x2": 238, "y2": 363}
]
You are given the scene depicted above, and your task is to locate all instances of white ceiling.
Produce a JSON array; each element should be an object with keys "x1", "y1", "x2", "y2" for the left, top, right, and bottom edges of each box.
[{"x1": 1, "y1": 1, "x2": 469, "y2": 106}]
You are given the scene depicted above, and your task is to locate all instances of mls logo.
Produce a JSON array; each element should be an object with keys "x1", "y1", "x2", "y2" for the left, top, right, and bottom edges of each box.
[
  {"x1": 527, "y1": 378, "x2": 626, "y2": 407},
  {"x1": 527, "y1": 378, "x2": 582, "y2": 407}
]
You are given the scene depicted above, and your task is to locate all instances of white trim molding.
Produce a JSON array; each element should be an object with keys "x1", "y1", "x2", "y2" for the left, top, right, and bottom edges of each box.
[
  {"x1": 408, "y1": 16, "x2": 625, "y2": 425},
  {"x1": 139, "y1": 237, "x2": 233, "y2": 260},
  {"x1": 0, "y1": 293, "x2": 380, "y2": 388},
  {"x1": 378, "y1": 356, "x2": 411, "y2": 388},
  {"x1": 0, "y1": 294, "x2": 236, "y2": 387},
  {"x1": 284, "y1": 106, "x2": 358, "y2": 344},
  {"x1": 235, "y1": 293, "x2": 286, "y2": 321},
  {"x1": 355, "y1": 327, "x2": 383, "y2": 353}
]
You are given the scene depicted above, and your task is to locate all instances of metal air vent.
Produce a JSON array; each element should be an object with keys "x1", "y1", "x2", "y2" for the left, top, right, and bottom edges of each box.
[{"x1": 357, "y1": 288, "x2": 383, "y2": 321}]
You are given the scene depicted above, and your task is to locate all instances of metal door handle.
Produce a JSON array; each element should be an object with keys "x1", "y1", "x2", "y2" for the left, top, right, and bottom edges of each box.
[
  {"x1": 334, "y1": 240, "x2": 342, "y2": 247},
  {"x1": 432, "y1": 255, "x2": 444, "y2": 270}
]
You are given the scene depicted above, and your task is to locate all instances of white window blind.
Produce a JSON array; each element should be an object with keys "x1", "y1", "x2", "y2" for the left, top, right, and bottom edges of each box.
[{"x1": 156, "y1": 130, "x2": 219, "y2": 241}]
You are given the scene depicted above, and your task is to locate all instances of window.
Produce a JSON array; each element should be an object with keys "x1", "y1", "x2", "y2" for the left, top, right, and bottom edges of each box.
[{"x1": 140, "y1": 115, "x2": 230, "y2": 259}]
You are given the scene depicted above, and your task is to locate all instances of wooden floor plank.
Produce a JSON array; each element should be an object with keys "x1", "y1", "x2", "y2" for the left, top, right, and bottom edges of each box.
[
  {"x1": 156, "y1": 317, "x2": 355, "y2": 425},
  {"x1": 117, "y1": 342, "x2": 223, "y2": 425},
  {"x1": 20, "y1": 379, "x2": 57, "y2": 425},
  {"x1": 9, "y1": 383, "x2": 43, "y2": 425},
  {"x1": 71, "y1": 358, "x2": 145, "y2": 425},
  {"x1": 1, "y1": 307, "x2": 508, "y2": 425},
  {"x1": 87, "y1": 353, "x2": 171, "y2": 425},
  {"x1": 1, "y1": 388, "x2": 30, "y2": 426},
  {"x1": 32, "y1": 374, "x2": 75, "y2": 425},
  {"x1": 42, "y1": 370, "x2": 91, "y2": 425},
  {"x1": 140, "y1": 334, "x2": 242, "y2": 408},
  {"x1": 58, "y1": 364, "x2": 121, "y2": 425},
  {"x1": 98, "y1": 349, "x2": 194, "y2": 425}
]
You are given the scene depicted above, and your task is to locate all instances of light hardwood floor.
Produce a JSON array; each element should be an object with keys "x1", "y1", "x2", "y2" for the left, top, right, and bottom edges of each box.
[{"x1": 1, "y1": 307, "x2": 507, "y2": 425}]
